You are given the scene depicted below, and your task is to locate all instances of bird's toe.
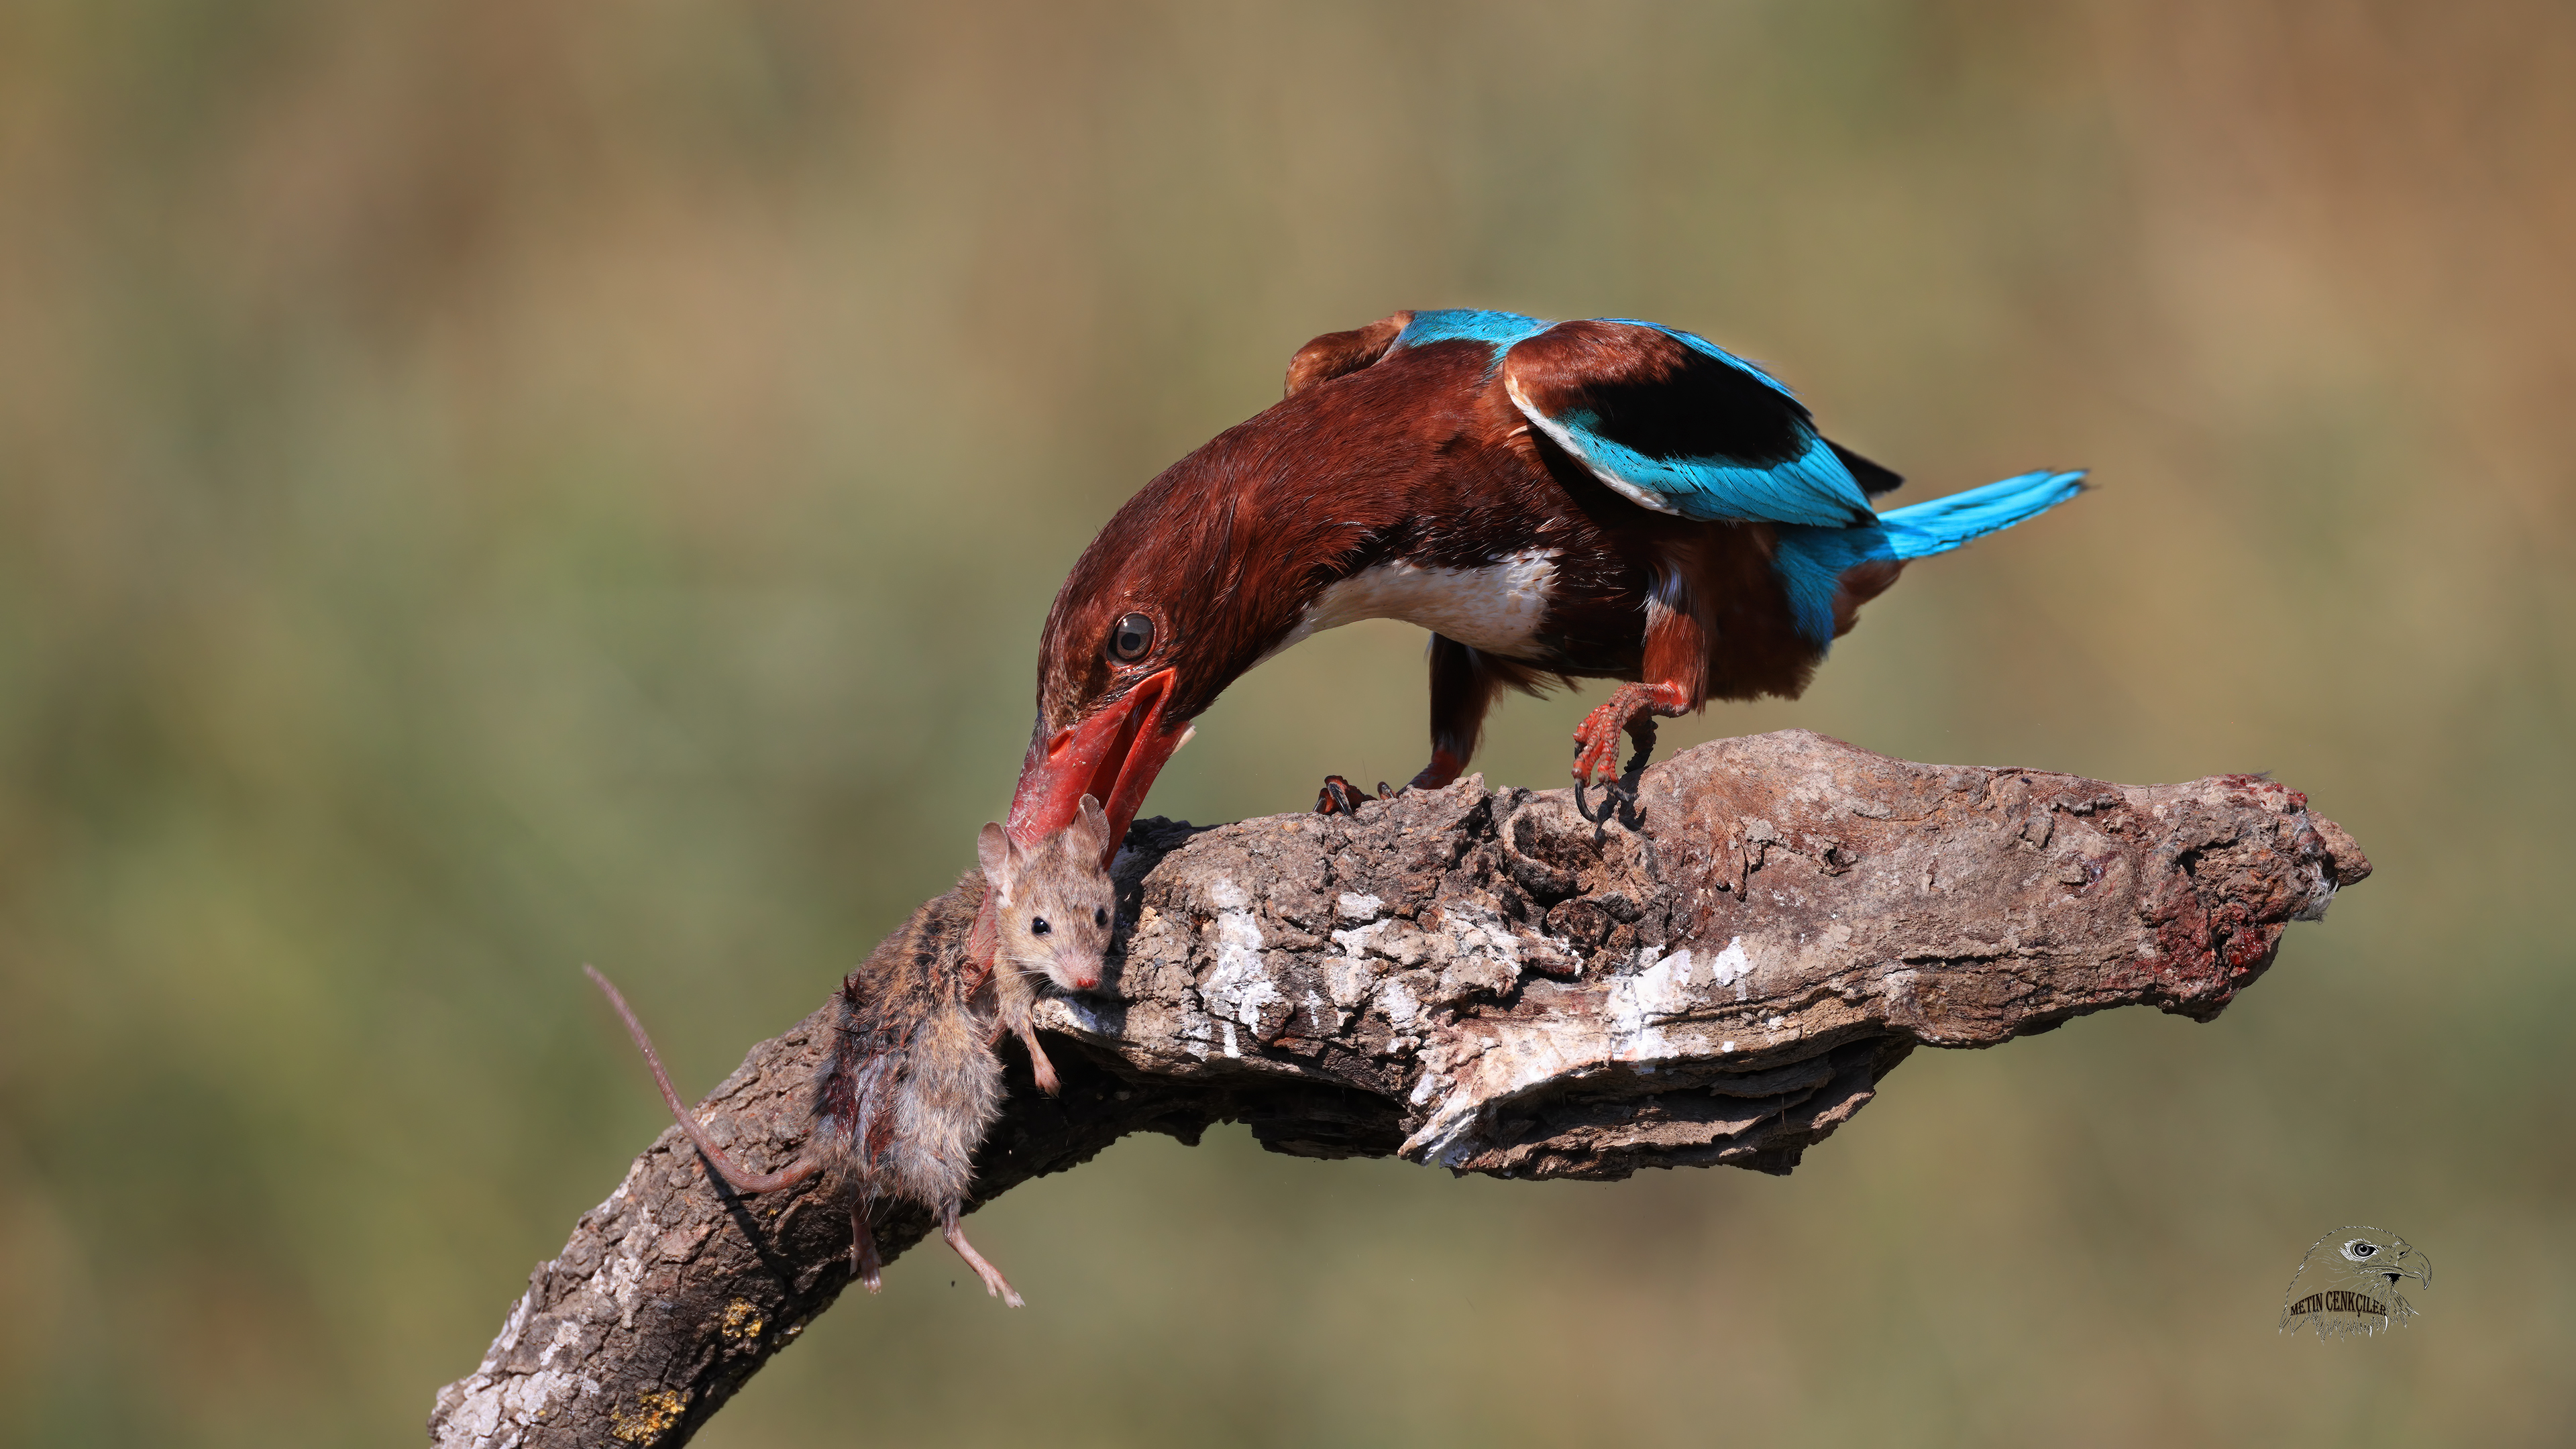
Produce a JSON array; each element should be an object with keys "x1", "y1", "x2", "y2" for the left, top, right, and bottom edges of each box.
[
  {"x1": 1570, "y1": 720, "x2": 1628, "y2": 786},
  {"x1": 1315, "y1": 775, "x2": 1392, "y2": 815}
]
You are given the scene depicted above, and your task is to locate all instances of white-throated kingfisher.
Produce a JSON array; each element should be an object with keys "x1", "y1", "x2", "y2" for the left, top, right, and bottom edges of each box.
[{"x1": 1002, "y1": 308, "x2": 2086, "y2": 863}]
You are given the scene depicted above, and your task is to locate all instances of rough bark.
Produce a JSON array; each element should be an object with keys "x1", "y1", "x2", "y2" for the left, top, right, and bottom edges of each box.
[{"x1": 429, "y1": 731, "x2": 2369, "y2": 1448}]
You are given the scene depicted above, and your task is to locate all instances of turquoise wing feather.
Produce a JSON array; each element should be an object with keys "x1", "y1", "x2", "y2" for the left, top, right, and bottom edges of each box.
[
  {"x1": 1500, "y1": 319, "x2": 1885, "y2": 527},
  {"x1": 1391, "y1": 311, "x2": 2084, "y2": 647}
]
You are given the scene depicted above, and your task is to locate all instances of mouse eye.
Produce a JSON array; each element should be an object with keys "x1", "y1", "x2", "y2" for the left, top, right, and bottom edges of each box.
[
  {"x1": 1107, "y1": 612, "x2": 1155, "y2": 663},
  {"x1": 1030, "y1": 917, "x2": 1051, "y2": 937},
  {"x1": 1094, "y1": 907, "x2": 1109, "y2": 928}
]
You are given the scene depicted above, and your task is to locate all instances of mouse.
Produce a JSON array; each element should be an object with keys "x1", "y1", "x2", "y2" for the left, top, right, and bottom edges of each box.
[
  {"x1": 584, "y1": 800, "x2": 1118, "y2": 1307},
  {"x1": 975, "y1": 792, "x2": 1118, "y2": 1095}
]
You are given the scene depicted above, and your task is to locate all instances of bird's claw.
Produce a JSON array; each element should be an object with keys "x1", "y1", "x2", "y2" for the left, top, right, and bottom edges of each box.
[
  {"x1": 1571, "y1": 690, "x2": 1660, "y2": 784},
  {"x1": 1570, "y1": 722, "x2": 1628, "y2": 790},
  {"x1": 1570, "y1": 709, "x2": 1655, "y2": 836},
  {"x1": 1315, "y1": 774, "x2": 1393, "y2": 816},
  {"x1": 1572, "y1": 768, "x2": 1647, "y2": 835}
]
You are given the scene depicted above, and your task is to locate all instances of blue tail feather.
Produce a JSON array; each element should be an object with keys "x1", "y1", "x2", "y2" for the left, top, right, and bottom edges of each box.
[
  {"x1": 1875, "y1": 469, "x2": 2088, "y2": 560},
  {"x1": 1770, "y1": 469, "x2": 2087, "y2": 647}
]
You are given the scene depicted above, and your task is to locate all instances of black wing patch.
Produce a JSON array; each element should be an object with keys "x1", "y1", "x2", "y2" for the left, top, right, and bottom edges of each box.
[{"x1": 1827, "y1": 441, "x2": 1904, "y2": 498}]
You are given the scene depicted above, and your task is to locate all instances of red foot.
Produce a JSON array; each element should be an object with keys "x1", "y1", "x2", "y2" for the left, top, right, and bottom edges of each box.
[
  {"x1": 1315, "y1": 775, "x2": 1390, "y2": 815},
  {"x1": 1572, "y1": 683, "x2": 1686, "y2": 786},
  {"x1": 1407, "y1": 748, "x2": 1466, "y2": 792}
]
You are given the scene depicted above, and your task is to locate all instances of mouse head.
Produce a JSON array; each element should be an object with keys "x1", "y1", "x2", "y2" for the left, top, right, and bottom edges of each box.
[{"x1": 977, "y1": 794, "x2": 1118, "y2": 993}]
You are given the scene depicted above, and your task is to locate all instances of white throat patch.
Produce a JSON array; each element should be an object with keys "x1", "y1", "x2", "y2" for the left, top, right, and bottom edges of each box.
[{"x1": 1269, "y1": 547, "x2": 1558, "y2": 661}]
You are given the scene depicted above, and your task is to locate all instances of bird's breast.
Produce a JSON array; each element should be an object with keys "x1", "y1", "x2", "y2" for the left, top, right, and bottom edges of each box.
[{"x1": 1281, "y1": 547, "x2": 1560, "y2": 659}]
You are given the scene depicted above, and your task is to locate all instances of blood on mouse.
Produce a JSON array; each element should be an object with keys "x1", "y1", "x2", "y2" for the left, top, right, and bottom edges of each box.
[{"x1": 582, "y1": 800, "x2": 1118, "y2": 1308}]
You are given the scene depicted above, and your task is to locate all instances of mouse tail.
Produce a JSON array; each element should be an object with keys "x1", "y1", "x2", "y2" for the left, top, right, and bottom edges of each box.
[{"x1": 585, "y1": 964, "x2": 822, "y2": 1195}]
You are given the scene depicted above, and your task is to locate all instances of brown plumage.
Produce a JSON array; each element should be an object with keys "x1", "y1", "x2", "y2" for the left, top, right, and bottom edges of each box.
[
  {"x1": 1008, "y1": 327, "x2": 1885, "y2": 849},
  {"x1": 1002, "y1": 308, "x2": 2078, "y2": 873},
  {"x1": 1042, "y1": 328, "x2": 1904, "y2": 732}
]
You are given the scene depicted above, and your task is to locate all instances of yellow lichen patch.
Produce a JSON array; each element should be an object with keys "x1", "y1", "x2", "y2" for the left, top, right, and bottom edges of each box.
[
  {"x1": 609, "y1": 1388, "x2": 690, "y2": 1444},
  {"x1": 719, "y1": 1299, "x2": 764, "y2": 1344}
]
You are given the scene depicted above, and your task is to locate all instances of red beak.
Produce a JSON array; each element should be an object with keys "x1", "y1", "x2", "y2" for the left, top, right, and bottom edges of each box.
[{"x1": 1004, "y1": 667, "x2": 1187, "y2": 863}]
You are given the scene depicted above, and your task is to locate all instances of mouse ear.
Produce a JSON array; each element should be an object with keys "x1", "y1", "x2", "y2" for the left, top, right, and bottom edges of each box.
[
  {"x1": 1074, "y1": 793, "x2": 1112, "y2": 858},
  {"x1": 975, "y1": 822, "x2": 1014, "y2": 888}
]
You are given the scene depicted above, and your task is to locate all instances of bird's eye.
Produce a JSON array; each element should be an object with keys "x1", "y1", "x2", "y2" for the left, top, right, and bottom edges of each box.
[
  {"x1": 1094, "y1": 907, "x2": 1110, "y2": 928},
  {"x1": 2346, "y1": 1240, "x2": 2378, "y2": 1258},
  {"x1": 1108, "y1": 612, "x2": 1155, "y2": 663},
  {"x1": 1030, "y1": 917, "x2": 1051, "y2": 937}
]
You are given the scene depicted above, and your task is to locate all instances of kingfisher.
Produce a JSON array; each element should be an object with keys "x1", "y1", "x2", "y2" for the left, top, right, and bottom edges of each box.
[{"x1": 1000, "y1": 308, "x2": 2086, "y2": 859}]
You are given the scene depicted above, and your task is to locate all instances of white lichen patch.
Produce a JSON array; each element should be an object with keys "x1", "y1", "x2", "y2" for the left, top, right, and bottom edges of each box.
[
  {"x1": 440, "y1": 1216, "x2": 630, "y2": 1447},
  {"x1": 1439, "y1": 954, "x2": 1519, "y2": 1001},
  {"x1": 604, "y1": 1207, "x2": 655, "y2": 1330},
  {"x1": 1707, "y1": 936, "x2": 1752, "y2": 999},
  {"x1": 1399, "y1": 1014, "x2": 1600, "y2": 1165},
  {"x1": 1336, "y1": 892, "x2": 1385, "y2": 923},
  {"x1": 1377, "y1": 974, "x2": 1421, "y2": 1028},
  {"x1": 1330, "y1": 918, "x2": 1388, "y2": 962},
  {"x1": 1402, "y1": 934, "x2": 1741, "y2": 1165},
  {"x1": 1603, "y1": 945, "x2": 1695, "y2": 1061},
  {"x1": 1381, "y1": 924, "x2": 1434, "y2": 967},
  {"x1": 1324, "y1": 955, "x2": 1377, "y2": 1008},
  {"x1": 1405, "y1": 900, "x2": 1527, "y2": 1003},
  {"x1": 1043, "y1": 994, "x2": 1111, "y2": 1036},
  {"x1": 1434, "y1": 900, "x2": 1526, "y2": 971},
  {"x1": 444, "y1": 1356, "x2": 602, "y2": 1449},
  {"x1": 1196, "y1": 876, "x2": 1283, "y2": 1036},
  {"x1": 1301, "y1": 987, "x2": 1340, "y2": 1036},
  {"x1": 1882, "y1": 966, "x2": 1919, "y2": 1012}
]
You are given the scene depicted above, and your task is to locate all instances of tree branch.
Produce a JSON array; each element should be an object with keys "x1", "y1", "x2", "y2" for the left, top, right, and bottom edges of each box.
[{"x1": 429, "y1": 730, "x2": 2369, "y2": 1448}]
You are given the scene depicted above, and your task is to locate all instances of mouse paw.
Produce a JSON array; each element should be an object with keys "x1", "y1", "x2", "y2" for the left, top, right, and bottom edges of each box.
[
  {"x1": 944, "y1": 1211, "x2": 1026, "y2": 1308},
  {"x1": 852, "y1": 1207, "x2": 885, "y2": 1292}
]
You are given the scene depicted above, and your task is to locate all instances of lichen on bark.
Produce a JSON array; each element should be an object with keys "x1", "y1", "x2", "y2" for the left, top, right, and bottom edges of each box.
[{"x1": 430, "y1": 730, "x2": 2367, "y2": 1448}]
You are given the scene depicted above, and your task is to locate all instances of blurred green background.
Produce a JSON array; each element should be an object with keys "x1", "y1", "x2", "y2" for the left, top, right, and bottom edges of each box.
[{"x1": 2, "y1": 2, "x2": 2570, "y2": 1445}]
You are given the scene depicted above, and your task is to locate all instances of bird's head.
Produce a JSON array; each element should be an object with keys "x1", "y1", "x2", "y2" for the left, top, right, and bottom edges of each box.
[
  {"x1": 1003, "y1": 435, "x2": 1373, "y2": 861},
  {"x1": 1002, "y1": 581, "x2": 1195, "y2": 865},
  {"x1": 1003, "y1": 315, "x2": 1474, "y2": 860}
]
